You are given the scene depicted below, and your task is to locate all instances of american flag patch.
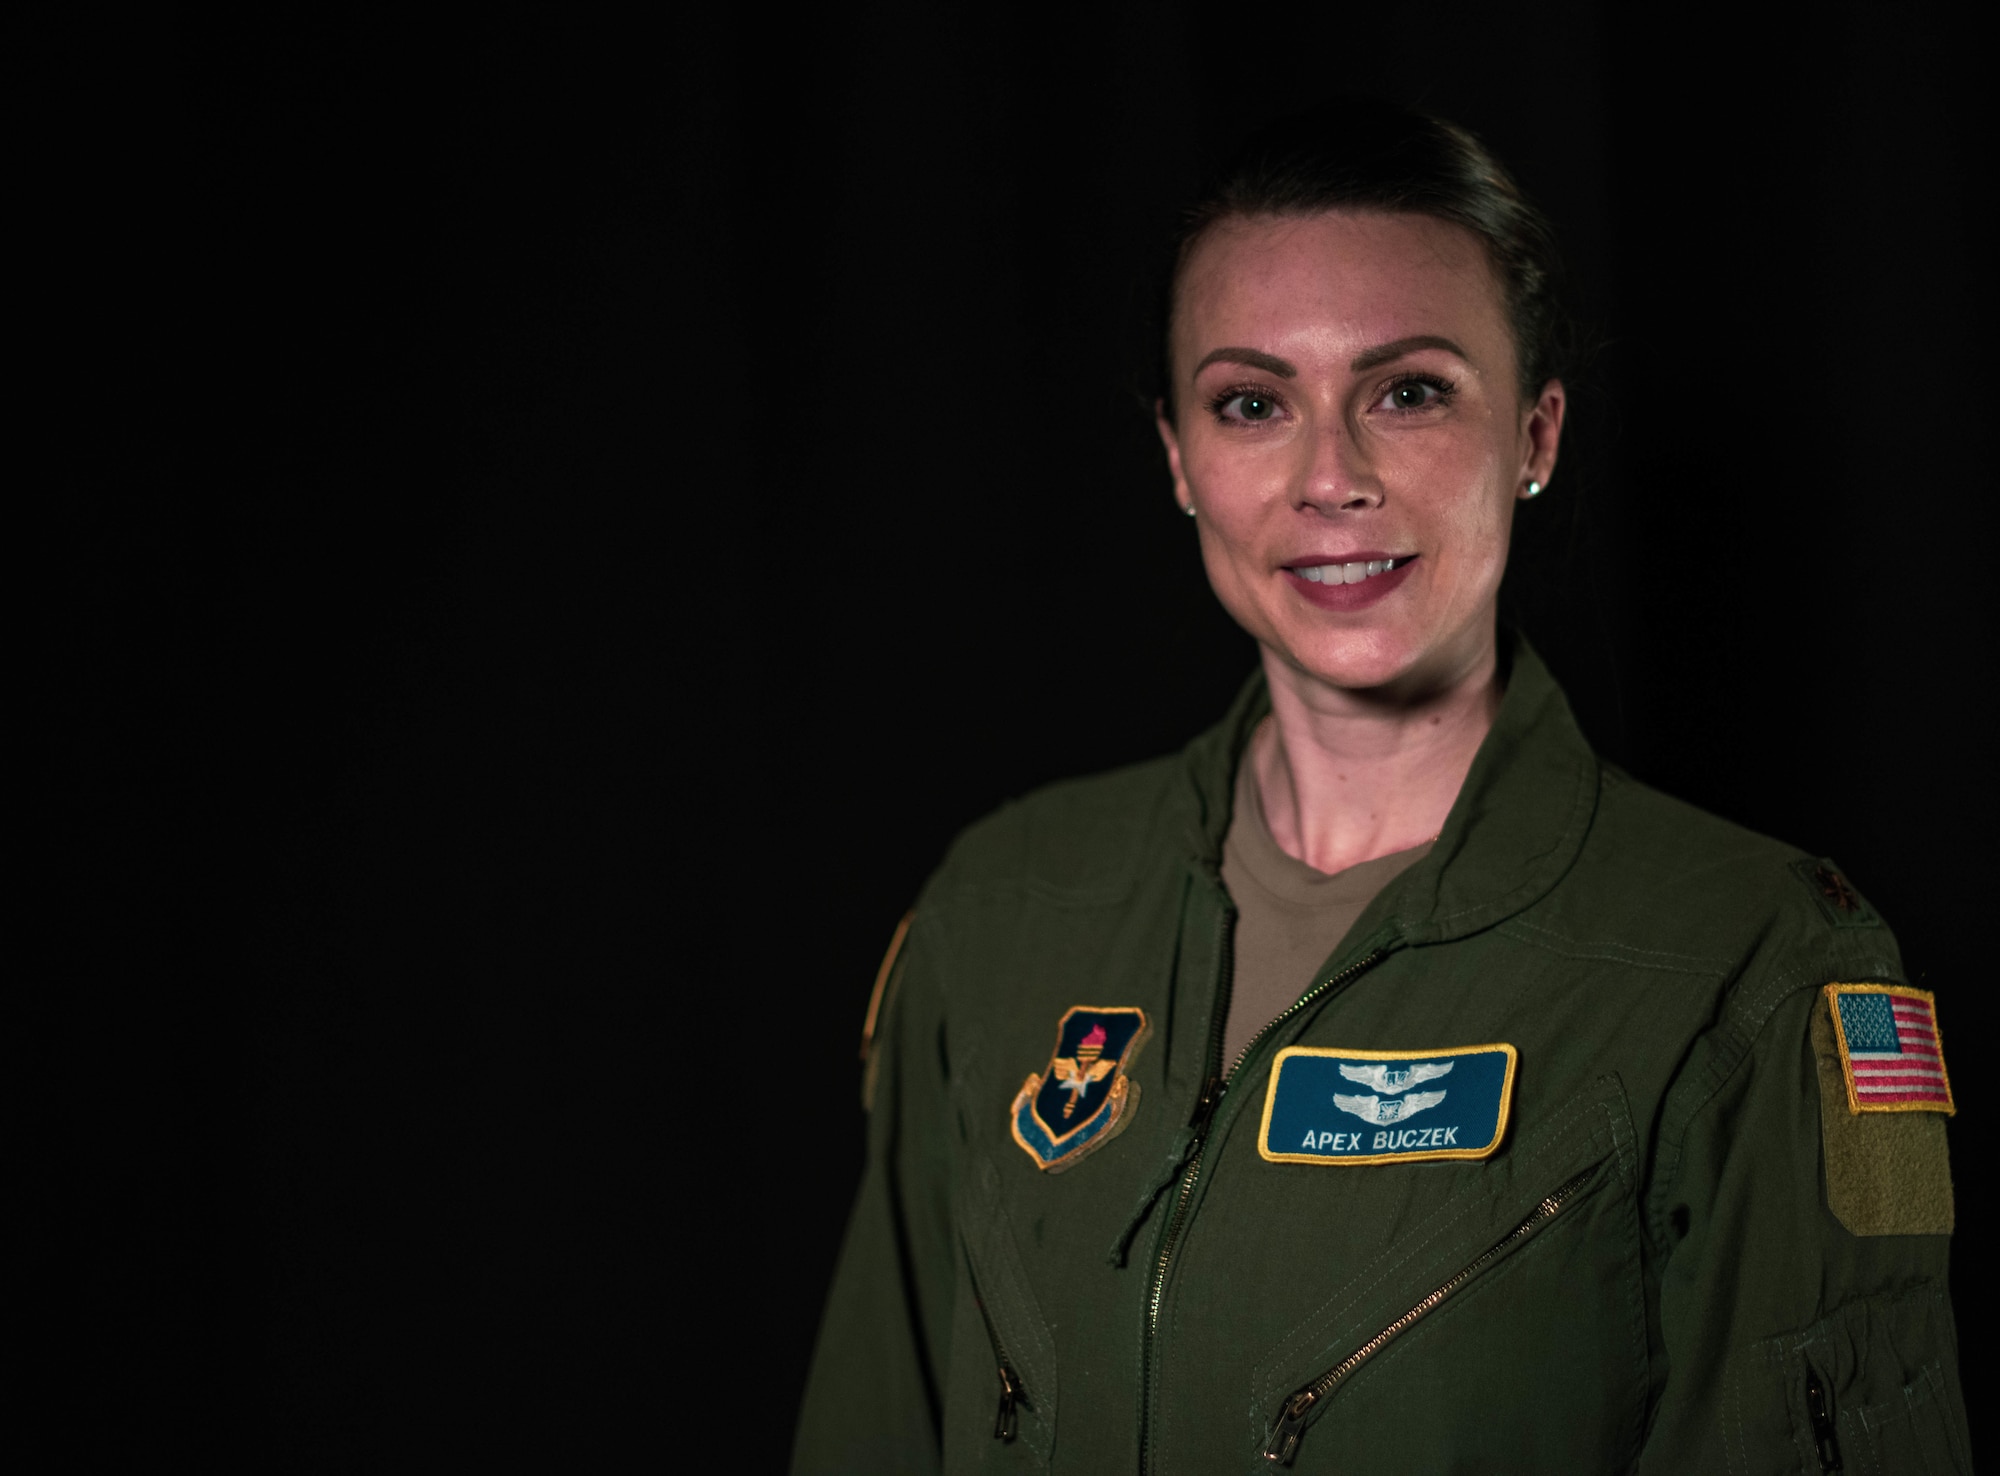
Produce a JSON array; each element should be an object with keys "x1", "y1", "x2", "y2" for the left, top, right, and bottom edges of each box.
[{"x1": 1826, "y1": 984, "x2": 1955, "y2": 1115}]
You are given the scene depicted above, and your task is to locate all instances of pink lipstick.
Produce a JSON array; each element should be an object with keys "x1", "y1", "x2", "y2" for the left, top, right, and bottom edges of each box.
[{"x1": 1283, "y1": 553, "x2": 1417, "y2": 611}]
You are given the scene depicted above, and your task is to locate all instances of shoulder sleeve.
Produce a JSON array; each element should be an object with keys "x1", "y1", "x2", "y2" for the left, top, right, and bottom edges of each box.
[
  {"x1": 1636, "y1": 958, "x2": 1970, "y2": 1473},
  {"x1": 791, "y1": 909, "x2": 955, "y2": 1474}
]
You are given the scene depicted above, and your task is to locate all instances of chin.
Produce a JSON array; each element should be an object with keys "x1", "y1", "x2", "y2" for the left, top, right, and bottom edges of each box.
[
  {"x1": 1275, "y1": 613, "x2": 1495, "y2": 700},
  {"x1": 1280, "y1": 629, "x2": 1425, "y2": 693}
]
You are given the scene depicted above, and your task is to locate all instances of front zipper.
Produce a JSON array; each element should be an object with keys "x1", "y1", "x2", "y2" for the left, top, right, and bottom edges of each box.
[
  {"x1": 1261, "y1": 1164, "x2": 1601, "y2": 1465},
  {"x1": 1138, "y1": 938, "x2": 1390, "y2": 1473},
  {"x1": 1806, "y1": 1367, "x2": 1841, "y2": 1471}
]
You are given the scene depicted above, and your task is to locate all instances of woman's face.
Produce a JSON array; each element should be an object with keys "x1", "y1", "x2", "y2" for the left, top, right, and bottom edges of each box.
[{"x1": 1159, "y1": 210, "x2": 1564, "y2": 699}]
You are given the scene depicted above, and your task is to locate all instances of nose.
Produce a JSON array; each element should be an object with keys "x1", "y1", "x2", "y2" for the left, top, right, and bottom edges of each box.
[{"x1": 1297, "y1": 412, "x2": 1382, "y2": 513}]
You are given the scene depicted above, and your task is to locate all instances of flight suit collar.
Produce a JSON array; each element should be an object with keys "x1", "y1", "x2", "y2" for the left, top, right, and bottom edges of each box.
[{"x1": 1177, "y1": 633, "x2": 1599, "y2": 946}]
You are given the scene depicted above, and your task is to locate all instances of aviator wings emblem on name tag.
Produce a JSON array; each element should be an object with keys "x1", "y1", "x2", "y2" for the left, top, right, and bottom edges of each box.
[{"x1": 1331, "y1": 1059, "x2": 1454, "y2": 1124}]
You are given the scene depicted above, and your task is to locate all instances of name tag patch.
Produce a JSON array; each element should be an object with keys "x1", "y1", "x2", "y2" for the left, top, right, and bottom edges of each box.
[{"x1": 1258, "y1": 1043, "x2": 1518, "y2": 1165}]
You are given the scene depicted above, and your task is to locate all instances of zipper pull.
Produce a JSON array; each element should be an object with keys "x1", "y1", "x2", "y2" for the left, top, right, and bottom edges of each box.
[
  {"x1": 1189, "y1": 1074, "x2": 1224, "y2": 1133},
  {"x1": 1105, "y1": 1078, "x2": 1226, "y2": 1267},
  {"x1": 1261, "y1": 1389, "x2": 1315, "y2": 1465},
  {"x1": 994, "y1": 1364, "x2": 1021, "y2": 1442},
  {"x1": 1806, "y1": 1369, "x2": 1841, "y2": 1471}
]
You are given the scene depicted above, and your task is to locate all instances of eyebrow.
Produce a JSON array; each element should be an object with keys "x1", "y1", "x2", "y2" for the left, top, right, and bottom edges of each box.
[
  {"x1": 1348, "y1": 334, "x2": 1470, "y2": 372},
  {"x1": 1190, "y1": 334, "x2": 1471, "y2": 381},
  {"x1": 1192, "y1": 346, "x2": 1297, "y2": 378}
]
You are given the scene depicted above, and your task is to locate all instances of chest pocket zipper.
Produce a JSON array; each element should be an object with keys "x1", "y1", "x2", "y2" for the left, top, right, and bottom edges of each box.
[
  {"x1": 967, "y1": 1261, "x2": 1029, "y2": 1443},
  {"x1": 995, "y1": 1361, "x2": 1023, "y2": 1442},
  {"x1": 957, "y1": 1152, "x2": 1055, "y2": 1458},
  {"x1": 1262, "y1": 1164, "x2": 1602, "y2": 1466}
]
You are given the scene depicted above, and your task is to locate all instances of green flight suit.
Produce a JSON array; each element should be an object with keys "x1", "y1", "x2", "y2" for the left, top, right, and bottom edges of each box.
[{"x1": 795, "y1": 641, "x2": 1967, "y2": 1473}]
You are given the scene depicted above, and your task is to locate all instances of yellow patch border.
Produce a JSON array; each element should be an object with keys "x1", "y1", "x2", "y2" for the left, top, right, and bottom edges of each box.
[
  {"x1": 1258, "y1": 1042, "x2": 1519, "y2": 1166},
  {"x1": 1823, "y1": 983, "x2": 1955, "y2": 1117}
]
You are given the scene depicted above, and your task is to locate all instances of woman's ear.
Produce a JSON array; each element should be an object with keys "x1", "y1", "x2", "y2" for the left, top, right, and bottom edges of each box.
[
  {"x1": 1156, "y1": 398, "x2": 1194, "y2": 516},
  {"x1": 1518, "y1": 378, "x2": 1566, "y2": 499}
]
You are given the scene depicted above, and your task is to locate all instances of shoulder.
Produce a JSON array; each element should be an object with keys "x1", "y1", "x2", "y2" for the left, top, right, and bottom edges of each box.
[
  {"x1": 924, "y1": 751, "x2": 1194, "y2": 908},
  {"x1": 1546, "y1": 767, "x2": 1919, "y2": 1206},
  {"x1": 1519, "y1": 762, "x2": 1907, "y2": 1024},
  {"x1": 1563, "y1": 761, "x2": 1892, "y2": 938}
]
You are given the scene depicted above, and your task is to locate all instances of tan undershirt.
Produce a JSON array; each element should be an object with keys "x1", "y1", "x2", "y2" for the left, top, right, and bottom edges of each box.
[{"x1": 1218, "y1": 733, "x2": 1434, "y2": 1074}]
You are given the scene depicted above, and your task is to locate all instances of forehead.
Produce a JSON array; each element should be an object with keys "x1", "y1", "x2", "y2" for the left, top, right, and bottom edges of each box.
[{"x1": 1173, "y1": 211, "x2": 1508, "y2": 372}]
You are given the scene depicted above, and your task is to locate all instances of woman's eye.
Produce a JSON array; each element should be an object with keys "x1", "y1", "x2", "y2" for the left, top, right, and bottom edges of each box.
[
  {"x1": 1221, "y1": 393, "x2": 1278, "y2": 422},
  {"x1": 1380, "y1": 378, "x2": 1448, "y2": 411}
]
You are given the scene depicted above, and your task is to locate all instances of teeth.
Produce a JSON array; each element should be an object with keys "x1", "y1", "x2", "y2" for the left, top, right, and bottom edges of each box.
[{"x1": 1296, "y1": 557, "x2": 1403, "y2": 586}]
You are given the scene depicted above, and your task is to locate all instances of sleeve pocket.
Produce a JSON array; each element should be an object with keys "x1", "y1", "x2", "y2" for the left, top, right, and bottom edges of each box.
[
  {"x1": 1736, "y1": 1283, "x2": 1969, "y2": 1475},
  {"x1": 1836, "y1": 1359, "x2": 1967, "y2": 1476}
]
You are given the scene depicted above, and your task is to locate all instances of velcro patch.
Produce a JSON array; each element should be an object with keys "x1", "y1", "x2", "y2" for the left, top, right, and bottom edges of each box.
[
  {"x1": 1825, "y1": 983, "x2": 1955, "y2": 1115},
  {"x1": 1258, "y1": 1044, "x2": 1517, "y2": 1165}
]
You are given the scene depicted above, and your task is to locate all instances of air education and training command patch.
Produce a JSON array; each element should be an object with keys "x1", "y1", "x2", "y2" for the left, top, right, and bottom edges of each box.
[
  {"x1": 1825, "y1": 983, "x2": 1955, "y2": 1115},
  {"x1": 1259, "y1": 1044, "x2": 1518, "y2": 1165},
  {"x1": 1010, "y1": 1007, "x2": 1149, "y2": 1172}
]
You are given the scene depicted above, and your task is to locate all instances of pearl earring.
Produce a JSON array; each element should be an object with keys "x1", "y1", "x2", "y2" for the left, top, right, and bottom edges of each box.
[
  {"x1": 1183, "y1": 502, "x2": 1197, "y2": 518},
  {"x1": 1523, "y1": 480, "x2": 1543, "y2": 499}
]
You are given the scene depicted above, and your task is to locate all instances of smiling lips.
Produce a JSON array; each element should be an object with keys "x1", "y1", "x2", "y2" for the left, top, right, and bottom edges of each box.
[
  {"x1": 1290, "y1": 555, "x2": 1413, "y2": 586},
  {"x1": 1283, "y1": 553, "x2": 1417, "y2": 610}
]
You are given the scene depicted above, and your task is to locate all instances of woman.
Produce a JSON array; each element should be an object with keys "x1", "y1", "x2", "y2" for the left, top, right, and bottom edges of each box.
[{"x1": 793, "y1": 103, "x2": 1966, "y2": 1473}]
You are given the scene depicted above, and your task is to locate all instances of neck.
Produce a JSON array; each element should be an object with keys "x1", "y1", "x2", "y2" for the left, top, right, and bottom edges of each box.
[{"x1": 1253, "y1": 635, "x2": 1503, "y2": 875}]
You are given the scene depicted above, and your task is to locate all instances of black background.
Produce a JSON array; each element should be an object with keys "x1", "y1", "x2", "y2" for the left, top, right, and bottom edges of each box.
[{"x1": 84, "y1": 5, "x2": 1991, "y2": 1466}]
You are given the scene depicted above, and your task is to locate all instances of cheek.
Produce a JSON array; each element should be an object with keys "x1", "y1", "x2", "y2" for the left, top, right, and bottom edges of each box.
[
  {"x1": 1184, "y1": 430, "x2": 1297, "y2": 526},
  {"x1": 1191, "y1": 513, "x2": 1282, "y2": 640},
  {"x1": 1194, "y1": 517, "x2": 1259, "y2": 603},
  {"x1": 1422, "y1": 439, "x2": 1516, "y2": 561},
  {"x1": 1183, "y1": 431, "x2": 1258, "y2": 496},
  {"x1": 1435, "y1": 486, "x2": 1518, "y2": 614},
  {"x1": 1443, "y1": 481, "x2": 1513, "y2": 545},
  {"x1": 1185, "y1": 444, "x2": 1281, "y2": 554}
]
